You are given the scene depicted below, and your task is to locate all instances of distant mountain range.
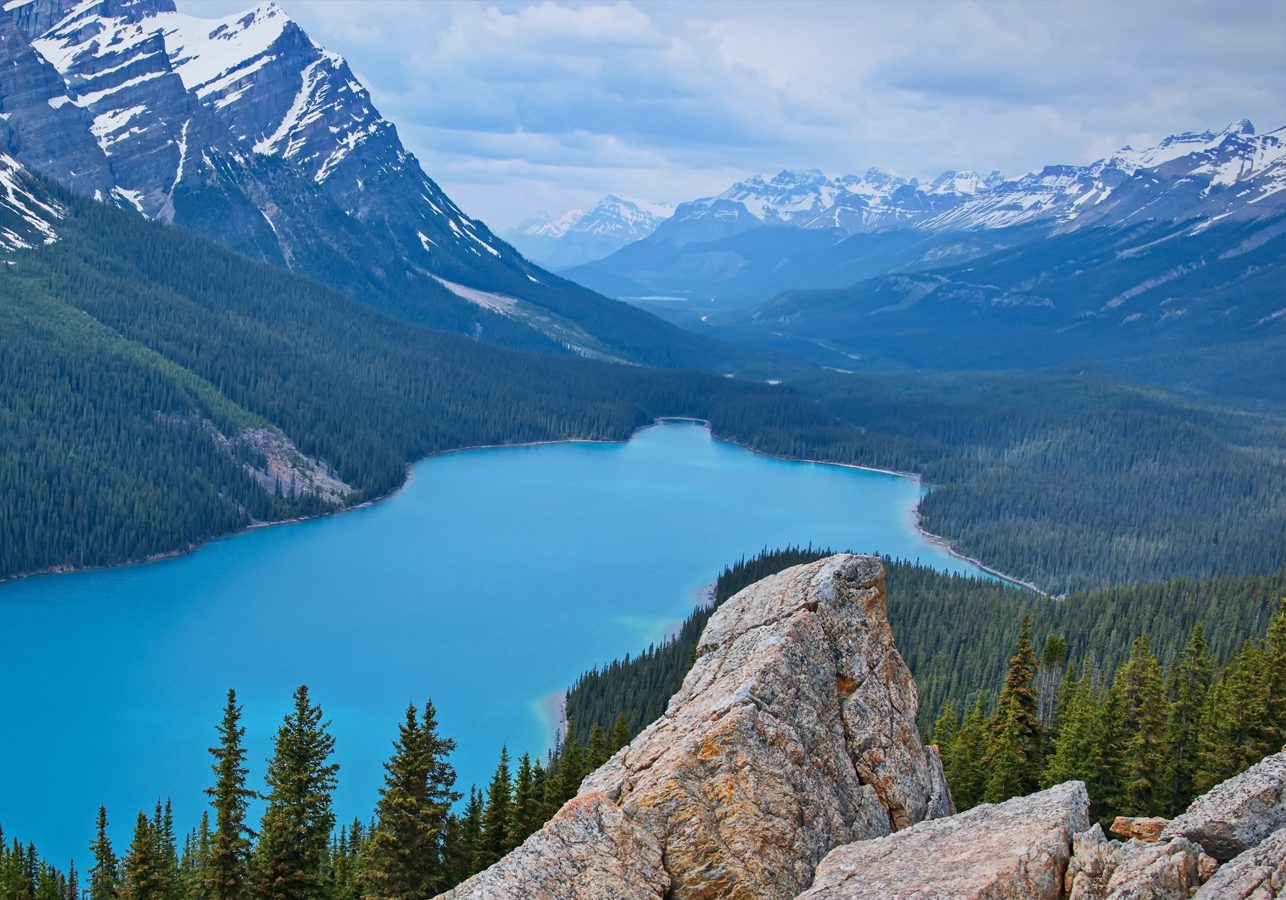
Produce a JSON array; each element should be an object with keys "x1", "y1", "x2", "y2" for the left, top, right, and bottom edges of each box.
[
  {"x1": 0, "y1": 0, "x2": 741, "y2": 369},
  {"x1": 503, "y1": 195, "x2": 673, "y2": 269},
  {"x1": 565, "y1": 120, "x2": 1286, "y2": 308}
]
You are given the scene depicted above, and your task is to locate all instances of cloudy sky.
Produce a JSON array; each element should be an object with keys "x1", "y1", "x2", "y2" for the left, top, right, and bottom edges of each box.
[{"x1": 178, "y1": 0, "x2": 1285, "y2": 230}]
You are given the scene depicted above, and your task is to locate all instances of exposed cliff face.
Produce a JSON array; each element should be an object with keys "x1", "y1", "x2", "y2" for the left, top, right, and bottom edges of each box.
[{"x1": 442, "y1": 554, "x2": 952, "y2": 900}]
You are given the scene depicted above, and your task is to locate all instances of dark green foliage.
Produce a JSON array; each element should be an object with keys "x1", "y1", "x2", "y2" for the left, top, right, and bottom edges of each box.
[
  {"x1": 475, "y1": 749, "x2": 512, "y2": 871},
  {"x1": 567, "y1": 548, "x2": 1286, "y2": 743},
  {"x1": 255, "y1": 686, "x2": 338, "y2": 900},
  {"x1": 1108, "y1": 636, "x2": 1169, "y2": 813},
  {"x1": 1166, "y1": 626, "x2": 1211, "y2": 814},
  {"x1": 89, "y1": 806, "x2": 119, "y2": 900},
  {"x1": 506, "y1": 755, "x2": 541, "y2": 852},
  {"x1": 361, "y1": 702, "x2": 458, "y2": 899},
  {"x1": 206, "y1": 691, "x2": 253, "y2": 900},
  {"x1": 119, "y1": 814, "x2": 167, "y2": 900},
  {"x1": 981, "y1": 617, "x2": 1043, "y2": 803}
]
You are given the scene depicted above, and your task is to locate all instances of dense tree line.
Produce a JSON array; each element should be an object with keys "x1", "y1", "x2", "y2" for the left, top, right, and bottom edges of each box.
[
  {"x1": 567, "y1": 548, "x2": 1286, "y2": 739},
  {"x1": 3, "y1": 184, "x2": 1283, "y2": 593},
  {"x1": 936, "y1": 598, "x2": 1286, "y2": 824}
]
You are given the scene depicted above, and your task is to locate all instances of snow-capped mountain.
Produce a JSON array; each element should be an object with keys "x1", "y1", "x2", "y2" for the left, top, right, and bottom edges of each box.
[
  {"x1": 0, "y1": 0, "x2": 718, "y2": 365},
  {"x1": 636, "y1": 122, "x2": 1285, "y2": 249},
  {"x1": 0, "y1": 153, "x2": 61, "y2": 250},
  {"x1": 923, "y1": 120, "x2": 1286, "y2": 231},
  {"x1": 505, "y1": 194, "x2": 673, "y2": 268}
]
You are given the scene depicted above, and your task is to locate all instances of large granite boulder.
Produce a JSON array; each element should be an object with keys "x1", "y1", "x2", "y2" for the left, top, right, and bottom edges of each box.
[
  {"x1": 797, "y1": 781, "x2": 1089, "y2": 900},
  {"x1": 1163, "y1": 751, "x2": 1286, "y2": 862},
  {"x1": 440, "y1": 555, "x2": 952, "y2": 900},
  {"x1": 1193, "y1": 826, "x2": 1286, "y2": 899}
]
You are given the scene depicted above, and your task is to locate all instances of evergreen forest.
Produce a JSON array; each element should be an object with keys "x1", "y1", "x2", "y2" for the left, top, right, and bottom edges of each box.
[{"x1": 2, "y1": 180, "x2": 1284, "y2": 595}]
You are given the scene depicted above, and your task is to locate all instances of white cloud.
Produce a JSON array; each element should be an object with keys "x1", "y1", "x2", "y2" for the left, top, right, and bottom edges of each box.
[{"x1": 177, "y1": 0, "x2": 1286, "y2": 230}]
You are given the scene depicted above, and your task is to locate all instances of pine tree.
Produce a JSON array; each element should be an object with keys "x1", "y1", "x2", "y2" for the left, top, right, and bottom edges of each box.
[
  {"x1": 609, "y1": 713, "x2": 630, "y2": 753},
  {"x1": 1037, "y1": 635, "x2": 1066, "y2": 730},
  {"x1": 506, "y1": 753, "x2": 541, "y2": 850},
  {"x1": 932, "y1": 700, "x2": 959, "y2": 749},
  {"x1": 206, "y1": 689, "x2": 255, "y2": 900},
  {"x1": 476, "y1": 748, "x2": 513, "y2": 869},
  {"x1": 255, "y1": 685, "x2": 339, "y2": 900},
  {"x1": 1260, "y1": 598, "x2": 1286, "y2": 748},
  {"x1": 120, "y1": 813, "x2": 166, "y2": 900},
  {"x1": 586, "y1": 724, "x2": 608, "y2": 770},
  {"x1": 89, "y1": 806, "x2": 120, "y2": 900},
  {"x1": 1195, "y1": 639, "x2": 1272, "y2": 792},
  {"x1": 453, "y1": 788, "x2": 484, "y2": 881},
  {"x1": 941, "y1": 694, "x2": 989, "y2": 810},
  {"x1": 361, "y1": 700, "x2": 459, "y2": 899},
  {"x1": 982, "y1": 616, "x2": 1043, "y2": 803},
  {"x1": 556, "y1": 723, "x2": 585, "y2": 804},
  {"x1": 1110, "y1": 635, "x2": 1169, "y2": 814},
  {"x1": 1043, "y1": 671, "x2": 1108, "y2": 794},
  {"x1": 1165, "y1": 624, "x2": 1211, "y2": 814}
]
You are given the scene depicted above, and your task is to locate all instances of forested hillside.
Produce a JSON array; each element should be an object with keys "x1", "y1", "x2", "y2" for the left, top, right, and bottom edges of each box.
[
  {"x1": 566, "y1": 549, "x2": 1286, "y2": 738},
  {"x1": 3, "y1": 177, "x2": 1283, "y2": 595}
]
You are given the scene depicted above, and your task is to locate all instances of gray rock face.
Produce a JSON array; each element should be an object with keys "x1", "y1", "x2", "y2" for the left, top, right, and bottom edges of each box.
[
  {"x1": 1163, "y1": 752, "x2": 1286, "y2": 862},
  {"x1": 1194, "y1": 826, "x2": 1286, "y2": 899},
  {"x1": 798, "y1": 781, "x2": 1089, "y2": 900},
  {"x1": 1066, "y1": 824, "x2": 1215, "y2": 900},
  {"x1": 441, "y1": 555, "x2": 952, "y2": 900},
  {"x1": 439, "y1": 793, "x2": 668, "y2": 900}
]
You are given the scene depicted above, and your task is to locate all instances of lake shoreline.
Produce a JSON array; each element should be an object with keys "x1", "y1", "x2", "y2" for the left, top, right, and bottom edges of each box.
[{"x1": 0, "y1": 418, "x2": 1040, "y2": 595}]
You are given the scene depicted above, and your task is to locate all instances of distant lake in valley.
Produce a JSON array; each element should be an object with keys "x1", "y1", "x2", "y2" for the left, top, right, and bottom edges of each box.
[{"x1": 0, "y1": 421, "x2": 989, "y2": 865}]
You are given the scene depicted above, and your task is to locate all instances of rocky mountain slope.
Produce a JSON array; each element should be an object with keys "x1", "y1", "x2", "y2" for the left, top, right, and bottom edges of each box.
[
  {"x1": 0, "y1": 150, "x2": 61, "y2": 249},
  {"x1": 0, "y1": 0, "x2": 739, "y2": 368},
  {"x1": 565, "y1": 121, "x2": 1286, "y2": 311},
  {"x1": 505, "y1": 194, "x2": 673, "y2": 269},
  {"x1": 441, "y1": 555, "x2": 1286, "y2": 899}
]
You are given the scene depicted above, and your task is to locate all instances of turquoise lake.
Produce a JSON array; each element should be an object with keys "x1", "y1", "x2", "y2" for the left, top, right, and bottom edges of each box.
[{"x1": 0, "y1": 421, "x2": 986, "y2": 865}]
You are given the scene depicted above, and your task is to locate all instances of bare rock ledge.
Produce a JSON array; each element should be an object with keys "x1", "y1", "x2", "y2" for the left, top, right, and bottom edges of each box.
[{"x1": 799, "y1": 781, "x2": 1090, "y2": 900}]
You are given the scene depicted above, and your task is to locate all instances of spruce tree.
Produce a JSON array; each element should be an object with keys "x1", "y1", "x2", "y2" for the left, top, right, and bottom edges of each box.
[
  {"x1": 476, "y1": 748, "x2": 513, "y2": 869},
  {"x1": 982, "y1": 616, "x2": 1043, "y2": 803},
  {"x1": 89, "y1": 806, "x2": 120, "y2": 900},
  {"x1": 1165, "y1": 624, "x2": 1211, "y2": 814},
  {"x1": 361, "y1": 700, "x2": 459, "y2": 899},
  {"x1": 1260, "y1": 598, "x2": 1286, "y2": 748},
  {"x1": 120, "y1": 813, "x2": 166, "y2": 900},
  {"x1": 1195, "y1": 639, "x2": 1272, "y2": 792},
  {"x1": 206, "y1": 689, "x2": 254, "y2": 900},
  {"x1": 942, "y1": 694, "x2": 989, "y2": 810},
  {"x1": 1037, "y1": 635, "x2": 1066, "y2": 731},
  {"x1": 556, "y1": 723, "x2": 585, "y2": 804},
  {"x1": 1111, "y1": 635, "x2": 1169, "y2": 814},
  {"x1": 586, "y1": 724, "x2": 608, "y2": 770},
  {"x1": 609, "y1": 713, "x2": 630, "y2": 753},
  {"x1": 455, "y1": 788, "x2": 484, "y2": 881},
  {"x1": 506, "y1": 753, "x2": 542, "y2": 850},
  {"x1": 255, "y1": 685, "x2": 339, "y2": 900}
]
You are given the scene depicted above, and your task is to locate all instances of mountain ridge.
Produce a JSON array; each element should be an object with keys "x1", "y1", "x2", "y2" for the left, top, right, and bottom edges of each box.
[{"x1": 0, "y1": 0, "x2": 753, "y2": 370}]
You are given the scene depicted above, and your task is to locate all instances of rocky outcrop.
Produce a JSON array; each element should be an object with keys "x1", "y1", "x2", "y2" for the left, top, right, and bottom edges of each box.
[
  {"x1": 441, "y1": 554, "x2": 952, "y2": 900},
  {"x1": 1111, "y1": 816, "x2": 1170, "y2": 843},
  {"x1": 1066, "y1": 825, "x2": 1216, "y2": 900},
  {"x1": 798, "y1": 781, "x2": 1089, "y2": 900},
  {"x1": 438, "y1": 793, "x2": 668, "y2": 900},
  {"x1": 1194, "y1": 826, "x2": 1286, "y2": 898},
  {"x1": 1163, "y1": 751, "x2": 1286, "y2": 861}
]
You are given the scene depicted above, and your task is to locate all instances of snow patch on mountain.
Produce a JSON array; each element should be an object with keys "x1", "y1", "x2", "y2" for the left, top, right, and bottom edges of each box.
[{"x1": 0, "y1": 153, "x2": 62, "y2": 250}]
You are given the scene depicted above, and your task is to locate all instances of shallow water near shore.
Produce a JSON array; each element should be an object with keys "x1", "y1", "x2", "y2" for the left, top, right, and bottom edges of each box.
[{"x1": 0, "y1": 421, "x2": 986, "y2": 864}]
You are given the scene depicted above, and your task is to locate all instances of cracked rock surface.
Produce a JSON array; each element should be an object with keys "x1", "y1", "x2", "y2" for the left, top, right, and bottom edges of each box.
[
  {"x1": 1163, "y1": 751, "x2": 1286, "y2": 862},
  {"x1": 799, "y1": 781, "x2": 1090, "y2": 900},
  {"x1": 440, "y1": 554, "x2": 951, "y2": 900}
]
